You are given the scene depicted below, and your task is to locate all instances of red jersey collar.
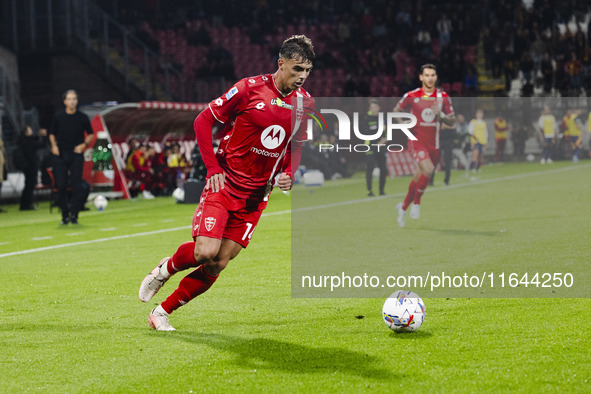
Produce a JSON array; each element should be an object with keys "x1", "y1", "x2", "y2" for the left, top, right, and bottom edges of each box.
[
  {"x1": 419, "y1": 87, "x2": 438, "y2": 97},
  {"x1": 272, "y1": 73, "x2": 298, "y2": 98}
]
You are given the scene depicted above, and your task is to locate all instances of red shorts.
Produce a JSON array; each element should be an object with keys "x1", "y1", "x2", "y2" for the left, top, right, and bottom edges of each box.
[
  {"x1": 408, "y1": 141, "x2": 439, "y2": 164},
  {"x1": 192, "y1": 187, "x2": 268, "y2": 248}
]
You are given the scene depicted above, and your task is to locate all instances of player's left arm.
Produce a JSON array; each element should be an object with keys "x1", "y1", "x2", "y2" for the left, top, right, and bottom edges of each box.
[
  {"x1": 278, "y1": 138, "x2": 304, "y2": 191},
  {"x1": 437, "y1": 111, "x2": 456, "y2": 127},
  {"x1": 434, "y1": 95, "x2": 455, "y2": 127},
  {"x1": 575, "y1": 118, "x2": 583, "y2": 133},
  {"x1": 279, "y1": 95, "x2": 314, "y2": 191},
  {"x1": 74, "y1": 116, "x2": 94, "y2": 154}
]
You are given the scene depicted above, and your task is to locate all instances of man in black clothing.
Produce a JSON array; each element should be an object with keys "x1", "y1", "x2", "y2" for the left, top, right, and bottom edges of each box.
[
  {"x1": 439, "y1": 122, "x2": 456, "y2": 186},
  {"x1": 49, "y1": 90, "x2": 93, "y2": 225},
  {"x1": 18, "y1": 126, "x2": 48, "y2": 210},
  {"x1": 364, "y1": 99, "x2": 387, "y2": 196}
]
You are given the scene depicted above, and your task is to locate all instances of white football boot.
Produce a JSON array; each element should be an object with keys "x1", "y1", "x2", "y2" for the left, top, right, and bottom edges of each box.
[
  {"x1": 409, "y1": 204, "x2": 421, "y2": 220},
  {"x1": 395, "y1": 203, "x2": 406, "y2": 228},
  {"x1": 148, "y1": 308, "x2": 175, "y2": 331},
  {"x1": 139, "y1": 257, "x2": 170, "y2": 302},
  {"x1": 142, "y1": 190, "x2": 155, "y2": 199}
]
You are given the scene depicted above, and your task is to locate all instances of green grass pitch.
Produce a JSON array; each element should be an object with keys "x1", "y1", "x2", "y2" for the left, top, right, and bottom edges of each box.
[{"x1": 0, "y1": 162, "x2": 589, "y2": 392}]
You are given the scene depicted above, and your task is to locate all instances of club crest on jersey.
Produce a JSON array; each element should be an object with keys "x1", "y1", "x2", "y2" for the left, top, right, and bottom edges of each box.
[
  {"x1": 260, "y1": 125, "x2": 286, "y2": 150},
  {"x1": 205, "y1": 217, "x2": 216, "y2": 231},
  {"x1": 225, "y1": 86, "x2": 238, "y2": 100},
  {"x1": 296, "y1": 105, "x2": 304, "y2": 123}
]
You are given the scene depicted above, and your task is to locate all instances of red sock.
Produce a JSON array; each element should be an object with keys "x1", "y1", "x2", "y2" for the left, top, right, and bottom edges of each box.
[
  {"x1": 161, "y1": 265, "x2": 218, "y2": 314},
  {"x1": 402, "y1": 180, "x2": 417, "y2": 210},
  {"x1": 168, "y1": 241, "x2": 198, "y2": 274},
  {"x1": 413, "y1": 174, "x2": 430, "y2": 205}
]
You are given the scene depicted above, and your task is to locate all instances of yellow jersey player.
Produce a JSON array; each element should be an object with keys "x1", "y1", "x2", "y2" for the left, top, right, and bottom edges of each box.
[
  {"x1": 468, "y1": 109, "x2": 488, "y2": 173},
  {"x1": 538, "y1": 105, "x2": 557, "y2": 164}
]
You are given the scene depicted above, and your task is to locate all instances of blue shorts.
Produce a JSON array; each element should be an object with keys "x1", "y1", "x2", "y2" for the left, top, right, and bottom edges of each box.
[
  {"x1": 472, "y1": 143, "x2": 483, "y2": 153},
  {"x1": 544, "y1": 137, "x2": 553, "y2": 144}
]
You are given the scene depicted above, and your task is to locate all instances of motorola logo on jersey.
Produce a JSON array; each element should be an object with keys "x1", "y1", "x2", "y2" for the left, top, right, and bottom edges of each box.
[
  {"x1": 260, "y1": 125, "x2": 286, "y2": 150},
  {"x1": 421, "y1": 108, "x2": 436, "y2": 123}
]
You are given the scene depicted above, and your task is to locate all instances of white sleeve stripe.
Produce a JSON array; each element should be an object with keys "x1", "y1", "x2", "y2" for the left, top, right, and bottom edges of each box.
[{"x1": 208, "y1": 103, "x2": 225, "y2": 124}]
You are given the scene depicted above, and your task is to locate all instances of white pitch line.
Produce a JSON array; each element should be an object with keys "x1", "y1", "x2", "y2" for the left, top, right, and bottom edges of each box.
[
  {"x1": 100, "y1": 227, "x2": 117, "y2": 232},
  {"x1": 0, "y1": 242, "x2": 9, "y2": 246},
  {"x1": 132, "y1": 223, "x2": 148, "y2": 227},
  {"x1": 31, "y1": 236, "x2": 53, "y2": 241},
  {"x1": 0, "y1": 163, "x2": 587, "y2": 259},
  {"x1": 0, "y1": 226, "x2": 190, "y2": 258}
]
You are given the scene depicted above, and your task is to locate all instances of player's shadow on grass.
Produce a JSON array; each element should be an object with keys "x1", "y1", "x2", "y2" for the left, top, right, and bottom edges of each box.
[
  {"x1": 405, "y1": 227, "x2": 500, "y2": 237},
  {"x1": 171, "y1": 332, "x2": 396, "y2": 380},
  {"x1": 388, "y1": 330, "x2": 433, "y2": 339}
]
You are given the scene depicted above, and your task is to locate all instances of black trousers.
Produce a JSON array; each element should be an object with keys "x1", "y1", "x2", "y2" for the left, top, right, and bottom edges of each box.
[
  {"x1": 20, "y1": 165, "x2": 38, "y2": 209},
  {"x1": 52, "y1": 151, "x2": 84, "y2": 219},
  {"x1": 366, "y1": 153, "x2": 387, "y2": 193},
  {"x1": 440, "y1": 139, "x2": 454, "y2": 184}
]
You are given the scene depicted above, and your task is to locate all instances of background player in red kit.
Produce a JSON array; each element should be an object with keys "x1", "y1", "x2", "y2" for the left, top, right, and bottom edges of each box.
[
  {"x1": 138, "y1": 35, "x2": 314, "y2": 330},
  {"x1": 393, "y1": 64, "x2": 455, "y2": 227}
]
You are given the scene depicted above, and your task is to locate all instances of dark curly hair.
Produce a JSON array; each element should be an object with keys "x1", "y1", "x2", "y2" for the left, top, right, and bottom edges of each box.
[{"x1": 279, "y1": 35, "x2": 315, "y2": 64}]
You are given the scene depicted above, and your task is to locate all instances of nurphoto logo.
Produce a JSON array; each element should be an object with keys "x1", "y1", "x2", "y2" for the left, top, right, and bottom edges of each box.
[{"x1": 304, "y1": 108, "x2": 418, "y2": 153}]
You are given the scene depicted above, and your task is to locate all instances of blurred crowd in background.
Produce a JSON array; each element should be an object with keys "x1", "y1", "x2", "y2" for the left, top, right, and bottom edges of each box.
[{"x1": 1, "y1": 0, "x2": 591, "y2": 210}]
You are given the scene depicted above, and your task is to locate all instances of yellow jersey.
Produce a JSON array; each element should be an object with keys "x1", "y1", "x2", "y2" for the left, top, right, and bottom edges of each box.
[
  {"x1": 494, "y1": 117, "x2": 509, "y2": 140},
  {"x1": 538, "y1": 114, "x2": 556, "y2": 138},
  {"x1": 564, "y1": 113, "x2": 581, "y2": 137},
  {"x1": 469, "y1": 119, "x2": 488, "y2": 145}
]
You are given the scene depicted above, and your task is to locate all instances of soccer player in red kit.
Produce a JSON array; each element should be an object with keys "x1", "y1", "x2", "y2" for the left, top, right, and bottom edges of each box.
[
  {"x1": 393, "y1": 64, "x2": 455, "y2": 227},
  {"x1": 138, "y1": 35, "x2": 315, "y2": 330}
]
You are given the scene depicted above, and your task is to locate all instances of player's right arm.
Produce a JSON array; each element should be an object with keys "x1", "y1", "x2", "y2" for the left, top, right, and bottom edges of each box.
[
  {"x1": 468, "y1": 119, "x2": 479, "y2": 145},
  {"x1": 49, "y1": 116, "x2": 60, "y2": 156},
  {"x1": 48, "y1": 133, "x2": 59, "y2": 156},
  {"x1": 195, "y1": 79, "x2": 249, "y2": 193},
  {"x1": 194, "y1": 108, "x2": 225, "y2": 192},
  {"x1": 393, "y1": 93, "x2": 411, "y2": 122}
]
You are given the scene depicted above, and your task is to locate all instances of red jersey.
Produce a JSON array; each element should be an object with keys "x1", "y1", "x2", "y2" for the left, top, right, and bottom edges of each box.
[
  {"x1": 396, "y1": 87, "x2": 454, "y2": 149},
  {"x1": 130, "y1": 150, "x2": 150, "y2": 172},
  {"x1": 207, "y1": 74, "x2": 313, "y2": 201}
]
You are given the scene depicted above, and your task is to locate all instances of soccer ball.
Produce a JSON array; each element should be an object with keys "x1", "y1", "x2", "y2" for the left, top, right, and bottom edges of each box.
[
  {"x1": 382, "y1": 290, "x2": 426, "y2": 332},
  {"x1": 94, "y1": 195, "x2": 108, "y2": 211},
  {"x1": 172, "y1": 187, "x2": 185, "y2": 202},
  {"x1": 526, "y1": 153, "x2": 535, "y2": 162}
]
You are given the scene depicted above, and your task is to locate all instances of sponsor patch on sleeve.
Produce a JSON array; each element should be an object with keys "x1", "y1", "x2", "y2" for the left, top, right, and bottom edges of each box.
[{"x1": 226, "y1": 86, "x2": 238, "y2": 100}]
